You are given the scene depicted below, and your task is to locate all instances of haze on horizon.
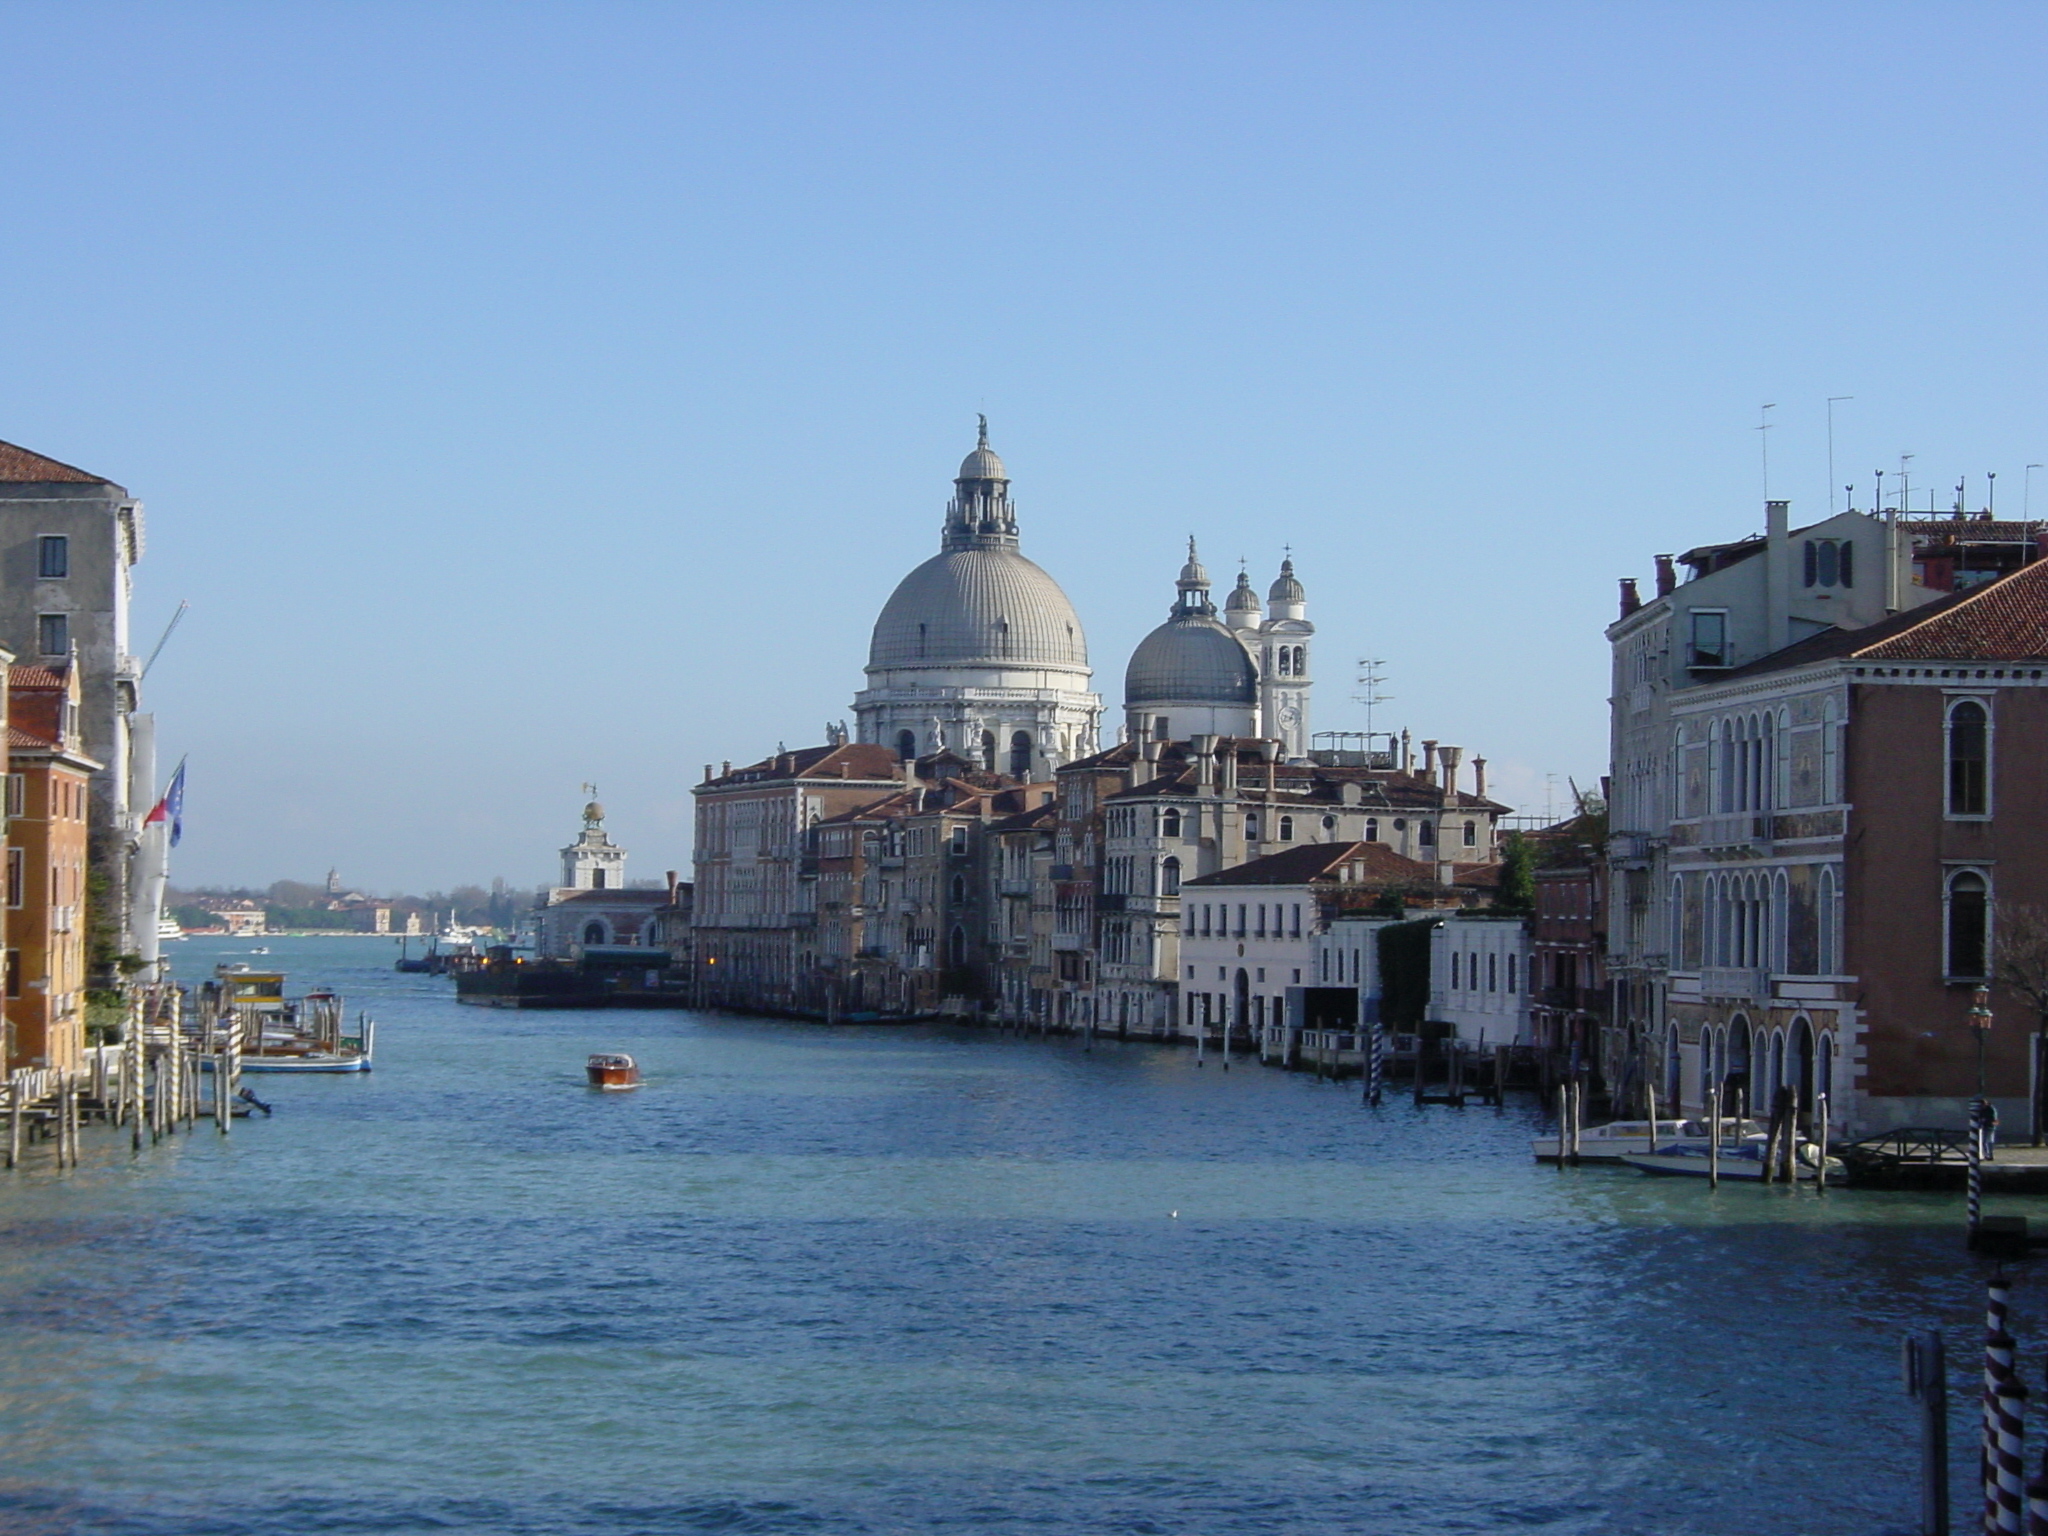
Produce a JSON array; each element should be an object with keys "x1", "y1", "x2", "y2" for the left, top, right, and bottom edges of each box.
[{"x1": 3, "y1": 1, "x2": 2042, "y2": 893}]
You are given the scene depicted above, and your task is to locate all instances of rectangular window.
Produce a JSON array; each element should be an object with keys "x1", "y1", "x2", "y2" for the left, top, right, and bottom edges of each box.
[
  {"x1": 3, "y1": 950, "x2": 16, "y2": 999},
  {"x1": 5, "y1": 848, "x2": 20, "y2": 908},
  {"x1": 36, "y1": 613, "x2": 68, "y2": 655},
  {"x1": 1689, "y1": 610, "x2": 1729, "y2": 668},
  {"x1": 4, "y1": 776, "x2": 20, "y2": 818},
  {"x1": 38, "y1": 536, "x2": 68, "y2": 579}
]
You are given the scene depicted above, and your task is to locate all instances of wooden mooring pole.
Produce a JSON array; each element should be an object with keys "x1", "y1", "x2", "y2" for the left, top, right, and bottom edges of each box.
[{"x1": 1904, "y1": 1329, "x2": 1950, "y2": 1536}]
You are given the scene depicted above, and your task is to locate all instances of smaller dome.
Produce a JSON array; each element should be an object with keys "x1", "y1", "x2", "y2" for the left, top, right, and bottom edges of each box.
[
  {"x1": 1125, "y1": 613, "x2": 1258, "y2": 707},
  {"x1": 583, "y1": 801, "x2": 605, "y2": 823},
  {"x1": 958, "y1": 444, "x2": 1007, "y2": 481},
  {"x1": 1225, "y1": 570, "x2": 1261, "y2": 612},
  {"x1": 1178, "y1": 536, "x2": 1209, "y2": 588},
  {"x1": 958, "y1": 414, "x2": 1007, "y2": 481},
  {"x1": 1269, "y1": 557, "x2": 1305, "y2": 605}
]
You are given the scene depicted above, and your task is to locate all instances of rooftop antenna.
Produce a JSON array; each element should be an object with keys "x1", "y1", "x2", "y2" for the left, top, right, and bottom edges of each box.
[
  {"x1": 1353, "y1": 659, "x2": 1392, "y2": 739},
  {"x1": 1899, "y1": 452, "x2": 1914, "y2": 515},
  {"x1": 1542, "y1": 772, "x2": 1559, "y2": 824},
  {"x1": 140, "y1": 600, "x2": 189, "y2": 680},
  {"x1": 1874, "y1": 468, "x2": 1885, "y2": 513},
  {"x1": 1988, "y1": 471, "x2": 1997, "y2": 516},
  {"x1": 1826, "y1": 397, "x2": 1853, "y2": 513},
  {"x1": 1757, "y1": 404, "x2": 1777, "y2": 501},
  {"x1": 2028, "y1": 465, "x2": 2043, "y2": 518}
]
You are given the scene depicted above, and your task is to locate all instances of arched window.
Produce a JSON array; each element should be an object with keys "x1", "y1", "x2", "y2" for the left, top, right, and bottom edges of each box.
[
  {"x1": 1451, "y1": 952, "x2": 1460, "y2": 989},
  {"x1": 1276, "y1": 648, "x2": 1291, "y2": 676},
  {"x1": 1162, "y1": 856, "x2": 1181, "y2": 895},
  {"x1": 1418, "y1": 821, "x2": 1435, "y2": 848},
  {"x1": 1462, "y1": 819, "x2": 1477, "y2": 847},
  {"x1": 980, "y1": 730, "x2": 996, "y2": 772},
  {"x1": 1947, "y1": 869, "x2": 1990, "y2": 979},
  {"x1": 1278, "y1": 815, "x2": 1294, "y2": 841},
  {"x1": 949, "y1": 925, "x2": 967, "y2": 968},
  {"x1": 1009, "y1": 731, "x2": 1033, "y2": 777},
  {"x1": 950, "y1": 874, "x2": 966, "y2": 905},
  {"x1": 583, "y1": 921, "x2": 605, "y2": 945},
  {"x1": 1162, "y1": 808, "x2": 1182, "y2": 838},
  {"x1": 1487, "y1": 953, "x2": 1498, "y2": 992},
  {"x1": 1245, "y1": 813, "x2": 1260, "y2": 841},
  {"x1": 896, "y1": 730, "x2": 917, "y2": 761},
  {"x1": 1364, "y1": 817, "x2": 1379, "y2": 842},
  {"x1": 1507, "y1": 953, "x2": 1518, "y2": 993},
  {"x1": 1818, "y1": 866, "x2": 1838, "y2": 975},
  {"x1": 1948, "y1": 699, "x2": 1989, "y2": 817}
]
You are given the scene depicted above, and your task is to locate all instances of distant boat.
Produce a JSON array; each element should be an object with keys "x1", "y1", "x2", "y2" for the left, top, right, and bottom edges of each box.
[
  {"x1": 586, "y1": 1053, "x2": 639, "y2": 1090},
  {"x1": 248, "y1": 945, "x2": 270, "y2": 954},
  {"x1": 157, "y1": 918, "x2": 186, "y2": 942}
]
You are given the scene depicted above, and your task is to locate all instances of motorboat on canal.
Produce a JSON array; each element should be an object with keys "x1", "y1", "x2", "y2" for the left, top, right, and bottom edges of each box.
[
  {"x1": 587, "y1": 1053, "x2": 639, "y2": 1090},
  {"x1": 1620, "y1": 1140, "x2": 1843, "y2": 1182},
  {"x1": 1531, "y1": 1117, "x2": 1764, "y2": 1163}
]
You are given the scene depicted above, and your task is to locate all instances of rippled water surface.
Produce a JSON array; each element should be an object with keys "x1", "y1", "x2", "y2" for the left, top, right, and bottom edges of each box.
[{"x1": 0, "y1": 937, "x2": 2031, "y2": 1534}]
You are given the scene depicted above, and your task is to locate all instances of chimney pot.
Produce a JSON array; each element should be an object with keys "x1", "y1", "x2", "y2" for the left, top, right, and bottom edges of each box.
[
  {"x1": 1654, "y1": 555, "x2": 1676, "y2": 597},
  {"x1": 1473, "y1": 756, "x2": 1488, "y2": 799},
  {"x1": 1619, "y1": 578, "x2": 1641, "y2": 617}
]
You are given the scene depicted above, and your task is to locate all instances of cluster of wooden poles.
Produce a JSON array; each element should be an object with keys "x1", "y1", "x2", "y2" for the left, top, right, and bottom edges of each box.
[{"x1": 2, "y1": 988, "x2": 244, "y2": 1171}]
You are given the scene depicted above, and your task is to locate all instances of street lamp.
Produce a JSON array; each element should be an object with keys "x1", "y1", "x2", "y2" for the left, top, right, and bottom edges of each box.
[{"x1": 1970, "y1": 983, "x2": 1994, "y2": 1099}]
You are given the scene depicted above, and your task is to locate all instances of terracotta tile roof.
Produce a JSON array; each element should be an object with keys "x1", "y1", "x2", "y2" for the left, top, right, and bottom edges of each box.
[
  {"x1": 0, "y1": 441, "x2": 110, "y2": 484},
  {"x1": 1711, "y1": 566, "x2": 2048, "y2": 681},
  {"x1": 1184, "y1": 841, "x2": 1436, "y2": 888},
  {"x1": 705, "y1": 742, "x2": 904, "y2": 788},
  {"x1": 6, "y1": 724, "x2": 53, "y2": 749},
  {"x1": 550, "y1": 888, "x2": 671, "y2": 907},
  {"x1": 1852, "y1": 559, "x2": 2048, "y2": 661},
  {"x1": 989, "y1": 803, "x2": 1058, "y2": 832},
  {"x1": 8, "y1": 663, "x2": 68, "y2": 689}
]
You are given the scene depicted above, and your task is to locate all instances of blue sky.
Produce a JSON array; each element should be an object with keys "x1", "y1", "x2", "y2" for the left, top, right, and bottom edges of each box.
[{"x1": 3, "y1": 1, "x2": 2044, "y2": 892}]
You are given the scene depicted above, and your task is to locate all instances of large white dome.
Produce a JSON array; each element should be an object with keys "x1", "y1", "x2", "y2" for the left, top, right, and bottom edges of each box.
[{"x1": 868, "y1": 546, "x2": 1088, "y2": 671}]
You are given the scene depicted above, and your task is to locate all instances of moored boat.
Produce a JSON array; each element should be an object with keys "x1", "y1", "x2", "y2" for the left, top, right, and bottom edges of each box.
[
  {"x1": 587, "y1": 1053, "x2": 639, "y2": 1090},
  {"x1": 201, "y1": 967, "x2": 375, "y2": 1073},
  {"x1": 1620, "y1": 1140, "x2": 1842, "y2": 1182},
  {"x1": 1532, "y1": 1117, "x2": 1764, "y2": 1163}
]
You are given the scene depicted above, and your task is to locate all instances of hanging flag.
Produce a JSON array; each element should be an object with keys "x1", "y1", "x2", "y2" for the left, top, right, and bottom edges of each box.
[{"x1": 145, "y1": 760, "x2": 187, "y2": 848}]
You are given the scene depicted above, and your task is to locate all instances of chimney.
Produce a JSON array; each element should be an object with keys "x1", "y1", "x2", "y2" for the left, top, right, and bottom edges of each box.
[
  {"x1": 1438, "y1": 745, "x2": 1463, "y2": 795},
  {"x1": 1472, "y1": 756, "x2": 1487, "y2": 799},
  {"x1": 1421, "y1": 740, "x2": 1438, "y2": 779},
  {"x1": 703, "y1": 764, "x2": 713, "y2": 783},
  {"x1": 1654, "y1": 555, "x2": 1676, "y2": 597},
  {"x1": 1133, "y1": 737, "x2": 1160, "y2": 787},
  {"x1": 1618, "y1": 578, "x2": 1641, "y2": 618},
  {"x1": 1192, "y1": 735, "x2": 1216, "y2": 791},
  {"x1": 721, "y1": 760, "x2": 731, "y2": 777},
  {"x1": 1400, "y1": 729, "x2": 1412, "y2": 771},
  {"x1": 665, "y1": 870, "x2": 679, "y2": 903},
  {"x1": 1766, "y1": 499, "x2": 1791, "y2": 649},
  {"x1": 1436, "y1": 858, "x2": 1454, "y2": 887},
  {"x1": 1220, "y1": 744, "x2": 1239, "y2": 797}
]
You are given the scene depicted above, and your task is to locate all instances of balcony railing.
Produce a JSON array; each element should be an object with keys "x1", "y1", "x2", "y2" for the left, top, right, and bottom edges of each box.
[{"x1": 1698, "y1": 966, "x2": 1769, "y2": 1002}]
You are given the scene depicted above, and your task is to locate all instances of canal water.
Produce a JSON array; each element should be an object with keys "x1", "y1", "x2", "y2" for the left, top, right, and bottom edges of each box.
[{"x1": 0, "y1": 936, "x2": 2034, "y2": 1535}]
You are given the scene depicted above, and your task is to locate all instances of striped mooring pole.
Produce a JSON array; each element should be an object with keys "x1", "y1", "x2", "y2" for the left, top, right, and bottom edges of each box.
[
  {"x1": 1362, "y1": 1023, "x2": 1384, "y2": 1108},
  {"x1": 1985, "y1": 1274, "x2": 2025, "y2": 1535},
  {"x1": 1970, "y1": 1100, "x2": 1990, "y2": 1244}
]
